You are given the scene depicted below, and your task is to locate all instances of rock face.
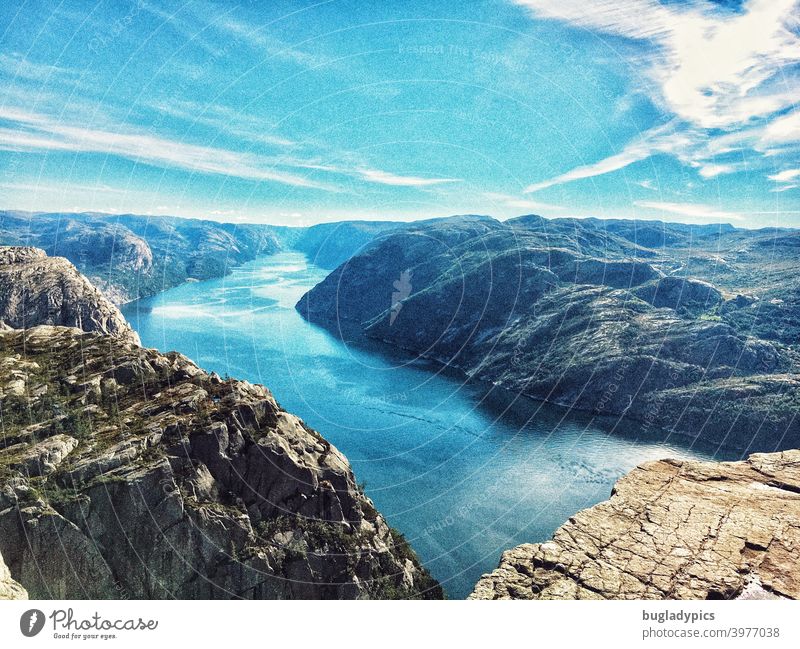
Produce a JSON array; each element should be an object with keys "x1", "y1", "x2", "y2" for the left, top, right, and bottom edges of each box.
[
  {"x1": 297, "y1": 216, "x2": 800, "y2": 449},
  {"x1": 0, "y1": 246, "x2": 140, "y2": 345},
  {"x1": 0, "y1": 549, "x2": 26, "y2": 600},
  {"x1": 471, "y1": 450, "x2": 800, "y2": 600},
  {"x1": 0, "y1": 326, "x2": 440, "y2": 599}
]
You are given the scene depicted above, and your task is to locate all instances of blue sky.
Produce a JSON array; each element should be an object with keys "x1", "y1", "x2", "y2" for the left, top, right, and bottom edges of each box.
[{"x1": 0, "y1": 0, "x2": 798, "y2": 226}]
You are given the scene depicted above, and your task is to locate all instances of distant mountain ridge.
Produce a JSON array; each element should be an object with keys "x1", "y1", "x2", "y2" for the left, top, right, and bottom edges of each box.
[
  {"x1": 0, "y1": 210, "x2": 408, "y2": 304},
  {"x1": 0, "y1": 211, "x2": 284, "y2": 304}
]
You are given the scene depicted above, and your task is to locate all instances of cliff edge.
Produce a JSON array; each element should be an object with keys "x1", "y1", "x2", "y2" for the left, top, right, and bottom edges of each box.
[{"x1": 471, "y1": 451, "x2": 800, "y2": 600}]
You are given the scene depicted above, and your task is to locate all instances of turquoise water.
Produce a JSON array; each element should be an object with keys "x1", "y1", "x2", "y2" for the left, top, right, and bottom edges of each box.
[{"x1": 123, "y1": 252, "x2": 739, "y2": 599}]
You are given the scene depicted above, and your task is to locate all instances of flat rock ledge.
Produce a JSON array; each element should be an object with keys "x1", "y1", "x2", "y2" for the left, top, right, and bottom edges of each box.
[{"x1": 470, "y1": 451, "x2": 800, "y2": 600}]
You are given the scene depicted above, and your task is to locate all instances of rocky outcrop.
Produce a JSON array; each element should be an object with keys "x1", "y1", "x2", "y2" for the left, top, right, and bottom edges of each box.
[
  {"x1": 633, "y1": 276, "x2": 723, "y2": 316},
  {"x1": 297, "y1": 217, "x2": 800, "y2": 449},
  {"x1": 0, "y1": 325, "x2": 441, "y2": 599},
  {"x1": 471, "y1": 450, "x2": 800, "y2": 600},
  {"x1": 0, "y1": 247, "x2": 140, "y2": 344},
  {"x1": 0, "y1": 549, "x2": 26, "y2": 600}
]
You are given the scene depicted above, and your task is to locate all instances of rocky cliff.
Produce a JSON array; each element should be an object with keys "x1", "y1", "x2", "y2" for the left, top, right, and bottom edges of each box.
[
  {"x1": 0, "y1": 549, "x2": 26, "y2": 600},
  {"x1": 0, "y1": 246, "x2": 140, "y2": 345},
  {"x1": 297, "y1": 216, "x2": 800, "y2": 449},
  {"x1": 0, "y1": 247, "x2": 440, "y2": 599},
  {"x1": 0, "y1": 325, "x2": 440, "y2": 599},
  {"x1": 471, "y1": 450, "x2": 800, "y2": 600}
]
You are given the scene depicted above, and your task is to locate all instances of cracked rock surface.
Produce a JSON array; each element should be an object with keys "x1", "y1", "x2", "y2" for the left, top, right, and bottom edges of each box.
[{"x1": 471, "y1": 451, "x2": 800, "y2": 600}]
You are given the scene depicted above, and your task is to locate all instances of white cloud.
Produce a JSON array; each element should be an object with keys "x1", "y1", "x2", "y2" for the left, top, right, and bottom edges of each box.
[
  {"x1": 515, "y1": 0, "x2": 800, "y2": 192},
  {"x1": 768, "y1": 168, "x2": 800, "y2": 191},
  {"x1": 483, "y1": 192, "x2": 564, "y2": 212},
  {"x1": 512, "y1": 0, "x2": 675, "y2": 41},
  {"x1": 0, "y1": 106, "x2": 458, "y2": 193},
  {"x1": 0, "y1": 107, "x2": 330, "y2": 190},
  {"x1": 635, "y1": 179, "x2": 657, "y2": 191},
  {"x1": 355, "y1": 168, "x2": 460, "y2": 187},
  {"x1": 524, "y1": 137, "x2": 654, "y2": 192},
  {"x1": 634, "y1": 200, "x2": 743, "y2": 221},
  {"x1": 146, "y1": 99, "x2": 297, "y2": 148},
  {"x1": 759, "y1": 110, "x2": 800, "y2": 149},
  {"x1": 0, "y1": 52, "x2": 85, "y2": 84},
  {"x1": 524, "y1": 122, "x2": 688, "y2": 192},
  {"x1": 769, "y1": 168, "x2": 800, "y2": 183},
  {"x1": 698, "y1": 163, "x2": 737, "y2": 178},
  {"x1": 514, "y1": 0, "x2": 800, "y2": 129},
  {"x1": 215, "y1": 16, "x2": 329, "y2": 69}
]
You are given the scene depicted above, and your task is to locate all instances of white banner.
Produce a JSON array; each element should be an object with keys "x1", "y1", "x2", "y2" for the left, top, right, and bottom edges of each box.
[{"x1": 0, "y1": 600, "x2": 797, "y2": 648}]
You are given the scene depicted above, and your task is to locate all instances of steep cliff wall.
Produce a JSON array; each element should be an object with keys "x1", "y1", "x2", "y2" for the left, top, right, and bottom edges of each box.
[{"x1": 0, "y1": 246, "x2": 139, "y2": 344}]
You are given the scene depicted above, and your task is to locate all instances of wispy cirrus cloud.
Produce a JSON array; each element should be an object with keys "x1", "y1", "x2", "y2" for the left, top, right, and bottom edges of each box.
[
  {"x1": 524, "y1": 133, "x2": 657, "y2": 193},
  {"x1": 515, "y1": 0, "x2": 800, "y2": 192},
  {"x1": 214, "y1": 15, "x2": 332, "y2": 69},
  {"x1": 634, "y1": 200, "x2": 744, "y2": 222},
  {"x1": 524, "y1": 122, "x2": 692, "y2": 192},
  {"x1": 769, "y1": 169, "x2": 800, "y2": 183},
  {"x1": 768, "y1": 167, "x2": 800, "y2": 192},
  {"x1": 145, "y1": 98, "x2": 297, "y2": 148},
  {"x1": 524, "y1": 110, "x2": 800, "y2": 193},
  {"x1": 758, "y1": 109, "x2": 800, "y2": 151},
  {"x1": 355, "y1": 168, "x2": 460, "y2": 187},
  {"x1": 0, "y1": 107, "x2": 331, "y2": 190},
  {"x1": 697, "y1": 163, "x2": 738, "y2": 179},
  {"x1": 0, "y1": 106, "x2": 458, "y2": 191},
  {"x1": 0, "y1": 52, "x2": 86, "y2": 84}
]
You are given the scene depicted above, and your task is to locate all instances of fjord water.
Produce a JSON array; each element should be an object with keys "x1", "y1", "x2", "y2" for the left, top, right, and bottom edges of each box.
[{"x1": 123, "y1": 252, "x2": 738, "y2": 599}]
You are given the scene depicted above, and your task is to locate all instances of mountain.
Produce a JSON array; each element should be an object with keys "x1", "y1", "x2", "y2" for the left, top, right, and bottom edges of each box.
[
  {"x1": 0, "y1": 246, "x2": 139, "y2": 345},
  {"x1": 297, "y1": 215, "x2": 800, "y2": 450},
  {"x1": 0, "y1": 211, "x2": 282, "y2": 304},
  {"x1": 471, "y1": 450, "x2": 800, "y2": 600},
  {"x1": 283, "y1": 220, "x2": 405, "y2": 269},
  {"x1": 0, "y1": 211, "x2": 403, "y2": 304},
  {"x1": 0, "y1": 247, "x2": 441, "y2": 599}
]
